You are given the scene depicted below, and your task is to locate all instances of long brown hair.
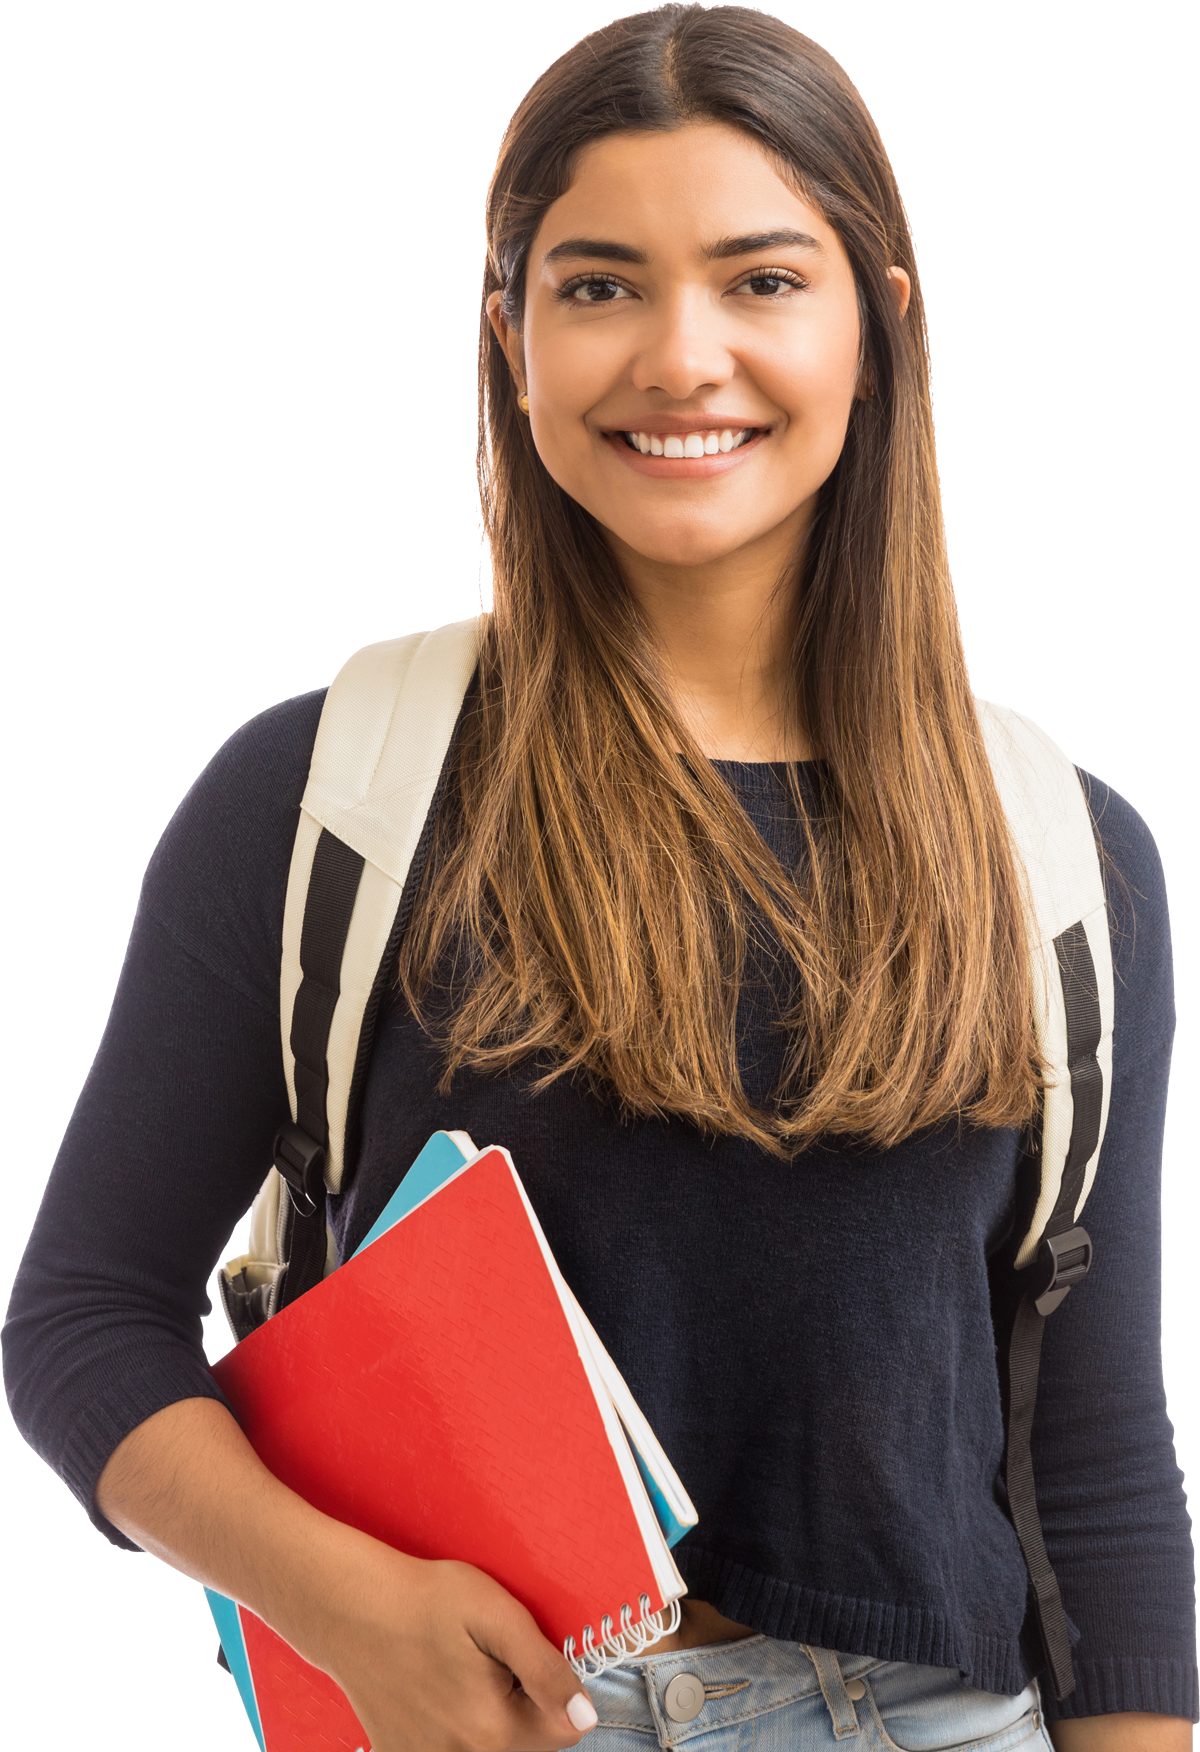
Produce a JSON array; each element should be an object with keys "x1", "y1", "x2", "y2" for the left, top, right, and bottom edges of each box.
[{"x1": 399, "y1": 4, "x2": 1041, "y2": 1153}]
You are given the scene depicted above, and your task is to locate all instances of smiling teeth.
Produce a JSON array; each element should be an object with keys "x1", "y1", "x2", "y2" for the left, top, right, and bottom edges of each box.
[{"x1": 626, "y1": 428, "x2": 752, "y2": 456}]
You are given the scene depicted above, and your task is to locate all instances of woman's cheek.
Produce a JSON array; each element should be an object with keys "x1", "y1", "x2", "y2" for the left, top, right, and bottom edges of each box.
[
  {"x1": 526, "y1": 408, "x2": 602, "y2": 512},
  {"x1": 528, "y1": 319, "x2": 613, "y2": 421},
  {"x1": 762, "y1": 327, "x2": 859, "y2": 425}
]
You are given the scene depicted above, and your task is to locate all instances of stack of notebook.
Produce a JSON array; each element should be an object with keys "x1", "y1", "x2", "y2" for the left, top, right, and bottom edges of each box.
[{"x1": 206, "y1": 1132, "x2": 697, "y2": 1752}]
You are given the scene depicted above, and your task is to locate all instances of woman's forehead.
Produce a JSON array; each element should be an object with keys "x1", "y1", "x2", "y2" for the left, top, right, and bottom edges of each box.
[{"x1": 532, "y1": 123, "x2": 836, "y2": 263}]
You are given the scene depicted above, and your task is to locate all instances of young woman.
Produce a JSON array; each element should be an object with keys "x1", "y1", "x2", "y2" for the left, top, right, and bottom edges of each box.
[{"x1": 4, "y1": 7, "x2": 1194, "y2": 1751}]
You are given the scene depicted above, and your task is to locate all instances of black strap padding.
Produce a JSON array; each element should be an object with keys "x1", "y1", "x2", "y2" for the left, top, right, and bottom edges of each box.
[
  {"x1": 1006, "y1": 1295, "x2": 1076, "y2": 1700},
  {"x1": 1047, "y1": 921, "x2": 1103, "y2": 1237},
  {"x1": 1000, "y1": 912, "x2": 1105, "y2": 1701},
  {"x1": 275, "y1": 1187, "x2": 334, "y2": 1314},
  {"x1": 290, "y1": 830, "x2": 365, "y2": 1146},
  {"x1": 339, "y1": 675, "x2": 477, "y2": 1185},
  {"x1": 271, "y1": 830, "x2": 365, "y2": 1314}
]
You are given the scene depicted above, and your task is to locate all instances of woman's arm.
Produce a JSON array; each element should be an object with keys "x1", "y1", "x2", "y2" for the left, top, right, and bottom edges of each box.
[
  {"x1": 3, "y1": 703, "x2": 316, "y2": 1546},
  {"x1": 1029, "y1": 781, "x2": 1196, "y2": 1728},
  {"x1": 96, "y1": 1396, "x2": 595, "y2": 1752},
  {"x1": 3, "y1": 693, "x2": 597, "y2": 1746}
]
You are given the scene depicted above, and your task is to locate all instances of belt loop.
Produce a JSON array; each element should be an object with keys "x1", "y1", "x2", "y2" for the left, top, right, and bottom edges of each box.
[{"x1": 805, "y1": 1646, "x2": 861, "y2": 1738}]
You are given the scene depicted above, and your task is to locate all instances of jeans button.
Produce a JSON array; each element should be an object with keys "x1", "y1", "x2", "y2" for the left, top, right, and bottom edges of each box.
[
  {"x1": 664, "y1": 1673, "x2": 706, "y2": 1723},
  {"x1": 846, "y1": 1679, "x2": 867, "y2": 1701}
]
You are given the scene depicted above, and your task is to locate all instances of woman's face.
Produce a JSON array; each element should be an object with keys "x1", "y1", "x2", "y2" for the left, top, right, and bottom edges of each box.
[{"x1": 489, "y1": 122, "x2": 888, "y2": 572}]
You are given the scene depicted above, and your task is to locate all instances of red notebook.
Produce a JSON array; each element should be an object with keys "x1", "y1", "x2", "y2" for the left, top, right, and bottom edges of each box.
[{"x1": 209, "y1": 1144, "x2": 692, "y2": 1752}]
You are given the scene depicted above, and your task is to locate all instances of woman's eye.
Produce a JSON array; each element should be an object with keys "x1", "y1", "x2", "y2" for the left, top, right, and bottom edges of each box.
[
  {"x1": 732, "y1": 270, "x2": 806, "y2": 298},
  {"x1": 561, "y1": 276, "x2": 633, "y2": 304}
]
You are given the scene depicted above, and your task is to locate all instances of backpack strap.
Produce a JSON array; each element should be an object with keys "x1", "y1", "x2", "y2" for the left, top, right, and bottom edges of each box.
[
  {"x1": 219, "y1": 616, "x2": 482, "y2": 1338},
  {"x1": 977, "y1": 701, "x2": 1114, "y2": 1264},
  {"x1": 977, "y1": 700, "x2": 1115, "y2": 1700}
]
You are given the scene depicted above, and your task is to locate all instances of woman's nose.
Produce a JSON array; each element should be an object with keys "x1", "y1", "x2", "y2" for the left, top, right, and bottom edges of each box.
[{"x1": 629, "y1": 289, "x2": 734, "y2": 401}]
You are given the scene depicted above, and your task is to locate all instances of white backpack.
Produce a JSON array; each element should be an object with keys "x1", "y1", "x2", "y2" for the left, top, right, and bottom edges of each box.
[{"x1": 218, "y1": 616, "x2": 1111, "y2": 1700}]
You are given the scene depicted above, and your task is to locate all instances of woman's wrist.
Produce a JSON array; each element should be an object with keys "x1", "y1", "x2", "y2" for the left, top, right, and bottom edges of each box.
[
  {"x1": 253, "y1": 1503, "x2": 425, "y2": 1677},
  {"x1": 94, "y1": 1395, "x2": 376, "y2": 1650}
]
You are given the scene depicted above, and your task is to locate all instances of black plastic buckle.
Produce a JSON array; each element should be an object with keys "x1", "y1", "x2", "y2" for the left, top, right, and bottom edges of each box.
[
  {"x1": 1030, "y1": 1224, "x2": 1093, "y2": 1317},
  {"x1": 272, "y1": 1122, "x2": 327, "y2": 1218}
]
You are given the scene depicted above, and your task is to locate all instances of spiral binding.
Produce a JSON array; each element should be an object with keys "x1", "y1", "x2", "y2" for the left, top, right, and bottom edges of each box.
[{"x1": 562, "y1": 1594, "x2": 683, "y2": 1679}]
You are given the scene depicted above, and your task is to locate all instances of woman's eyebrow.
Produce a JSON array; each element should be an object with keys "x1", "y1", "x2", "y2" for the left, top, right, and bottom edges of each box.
[
  {"x1": 704, "y1": 229, "x2": 823, "y2": 259},
  {"x1": 541, "y1": 229, "x2": 823, "y2": 268},
  {"x1": 542, "y1": 237, "x2": 648, "y2": 265}
]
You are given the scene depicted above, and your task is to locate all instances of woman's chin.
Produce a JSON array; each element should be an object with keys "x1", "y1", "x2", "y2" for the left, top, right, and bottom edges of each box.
[{"x1": 603, "y1": 518, "x2": 777, "y2": 572}]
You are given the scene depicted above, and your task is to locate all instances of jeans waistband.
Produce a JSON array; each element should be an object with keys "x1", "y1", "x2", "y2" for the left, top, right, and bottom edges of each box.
[
  {"x1": 588, "y1": 1637, "x2": 880, "y2": 1745},
  {"x1": 583, "y1": 1636, "x2": 1043, "y2": 1752}
]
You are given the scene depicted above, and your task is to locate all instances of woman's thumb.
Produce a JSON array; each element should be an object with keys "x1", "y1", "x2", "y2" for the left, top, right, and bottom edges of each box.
[{"x1": 485, "y1": 1603, "x2": 599, "y2": 1737}]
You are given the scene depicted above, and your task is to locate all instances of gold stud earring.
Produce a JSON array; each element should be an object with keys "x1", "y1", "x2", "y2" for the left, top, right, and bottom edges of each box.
[{"x1": 518, "y1": 392, "x2": 530, "y2": 414}]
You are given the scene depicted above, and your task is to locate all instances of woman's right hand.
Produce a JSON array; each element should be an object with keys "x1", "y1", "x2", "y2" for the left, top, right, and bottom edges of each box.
[
  {"x1": 96, "y1": 1397, "x2": 597, "y2": 1752},
  {"x1": 290, "y1": 1536, "x2": 599, "y2": 1752}
]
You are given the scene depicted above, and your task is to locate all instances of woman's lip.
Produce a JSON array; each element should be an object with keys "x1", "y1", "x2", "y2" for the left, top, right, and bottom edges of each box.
[
  {"x1": 602, "y1": 418, "x2": 768, "y2": 437},
  {"x1": 603, "y1": 428, "x2": 768, "y2": 477}
]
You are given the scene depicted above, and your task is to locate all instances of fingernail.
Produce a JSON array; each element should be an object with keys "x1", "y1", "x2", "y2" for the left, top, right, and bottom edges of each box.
[{"x1": 567, "y1": 1691, "x2": 598, "y2": 1731}]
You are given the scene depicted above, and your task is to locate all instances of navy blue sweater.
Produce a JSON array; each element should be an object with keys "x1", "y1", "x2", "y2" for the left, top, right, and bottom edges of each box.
[{"x1": 4, "y1": 692, "x2": 1195, "y2": 1721}]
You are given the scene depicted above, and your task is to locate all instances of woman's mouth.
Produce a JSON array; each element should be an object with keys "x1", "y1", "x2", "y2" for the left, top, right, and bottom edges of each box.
[{"x1": 620, "y1": 427, "x2": 759, "y2": 457}]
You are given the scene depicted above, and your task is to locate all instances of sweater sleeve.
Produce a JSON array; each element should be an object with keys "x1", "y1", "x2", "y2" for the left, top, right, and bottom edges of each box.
[
  {"x1": 2, "y1": 690, "x2": 325, "y2": 1549},
  {"x1": 1031, "y1": 774, "x2": 1196, "y2": 1720}
]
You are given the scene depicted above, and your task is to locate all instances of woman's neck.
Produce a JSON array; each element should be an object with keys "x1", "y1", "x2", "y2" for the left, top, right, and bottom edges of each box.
[{"x1": 610, "y1": 512, "x2": 813, "y2": 762}]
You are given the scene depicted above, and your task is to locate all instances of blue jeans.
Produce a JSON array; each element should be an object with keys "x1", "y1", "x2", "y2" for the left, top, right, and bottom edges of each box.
[{"x1": 584, "y1": 1638, "x2": 1051, "y2": 1752}]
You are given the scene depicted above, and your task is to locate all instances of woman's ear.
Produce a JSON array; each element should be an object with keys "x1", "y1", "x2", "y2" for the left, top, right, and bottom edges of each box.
[
  {"x1": 486, "y1": 289, "x2": 526, "y2": 397},
  {"x1": 886, "y1": 266, "x2": 911, "y2": 321},
  {"x1": 857, "y1": 266, "x2": 913, "y2": 398}
]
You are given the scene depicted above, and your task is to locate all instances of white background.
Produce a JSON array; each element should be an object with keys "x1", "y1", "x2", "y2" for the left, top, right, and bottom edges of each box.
[{"x1": 1, "y1": 2, "x2": 1195, "y2": 1744}]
